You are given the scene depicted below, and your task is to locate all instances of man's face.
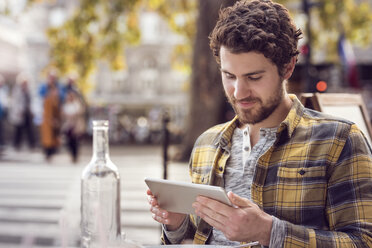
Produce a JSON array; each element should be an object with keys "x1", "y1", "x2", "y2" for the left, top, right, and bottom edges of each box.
[{"x1": 220, "y1": 46, "x2": 284, "y2": 125}]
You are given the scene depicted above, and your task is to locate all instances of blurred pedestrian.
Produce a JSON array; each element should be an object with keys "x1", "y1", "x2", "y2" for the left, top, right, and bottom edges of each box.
[
  {"x1": 65, "y1": 76, "x2": 88, "y2": 129},
  {"x1": 8, "y1": 74, "x2": 35, "y2": 150},
  {"x1": 61, "y1": 91, "x2": 85, "y2": 163},
  {"x1": 65, "y1": 76, "x2": 81, "y2": 98},
  {"x1": 40, "y1": 84, "x2": 61, "y2": 162},
  {"x1": 64, "y1": 75, "x2": 89, "y2": 120},
  {"x1": 38, "y1": 70, "x2": 66, "y2": 102},
  {"x1": 0, "y1": 75, "x2": 9, "y2": 150}
]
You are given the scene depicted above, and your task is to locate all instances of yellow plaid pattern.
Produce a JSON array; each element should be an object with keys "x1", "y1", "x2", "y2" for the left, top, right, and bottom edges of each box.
[{"x1": 161, "y1": 95, "x2": 372, "y2": 247}]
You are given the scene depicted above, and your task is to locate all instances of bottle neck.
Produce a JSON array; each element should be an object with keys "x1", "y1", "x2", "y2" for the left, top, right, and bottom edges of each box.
[{"x1": 92, "y1": 126, "x2": 110, "y2": 161}]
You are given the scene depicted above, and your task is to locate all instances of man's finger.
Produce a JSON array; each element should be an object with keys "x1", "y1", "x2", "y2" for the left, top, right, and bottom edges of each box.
[
  {"x1": 195, "y1": 207, "x2": 225, "y2": 231},
  {"x1": 196, "y1": 196, "x2": 232, "y2": 217},
  {"x1": 193, "y1": 200, "x2": 230, "y2": 229}
]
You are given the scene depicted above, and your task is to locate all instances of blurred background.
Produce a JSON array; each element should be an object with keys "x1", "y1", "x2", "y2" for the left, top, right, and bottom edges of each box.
[
  {"x1": 0, "y1": 0, "x2": 371, "y2": 247},
  {"x1": 0, "y1": 0, "x2": 371, "y2": 158}
]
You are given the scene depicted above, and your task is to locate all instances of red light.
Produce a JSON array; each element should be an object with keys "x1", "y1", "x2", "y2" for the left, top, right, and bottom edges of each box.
[{"x1": 316, "y1": 81, "x2": 327, "y2": 92}]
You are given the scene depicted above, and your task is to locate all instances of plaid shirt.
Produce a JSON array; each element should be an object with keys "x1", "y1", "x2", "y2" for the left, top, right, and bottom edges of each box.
[{"x1": 161, "y1": 95, "x2": 372, "y2": 247}]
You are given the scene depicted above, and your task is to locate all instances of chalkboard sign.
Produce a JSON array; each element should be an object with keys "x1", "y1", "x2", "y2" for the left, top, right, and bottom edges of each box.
[{"x1": 300, "y1": 93, "x2": 372, "y2": 146}]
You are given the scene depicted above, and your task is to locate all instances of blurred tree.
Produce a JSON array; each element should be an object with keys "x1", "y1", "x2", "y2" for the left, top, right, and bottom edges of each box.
[
  {"x1": 180, "y1": 0, "x2": 236, "y2": 160},
  {"x1": 276, "y1": 0, "x2": 372, "y2": 62},
  {"x1": 22, "y1": 0, "x2": 197, "y2": 95},
  {"x1": 41, "y1": 0, "x2": 141, "y2": 94},
  {"x1": 315, "y1": 0, "x2": 372, "y2": 60}
]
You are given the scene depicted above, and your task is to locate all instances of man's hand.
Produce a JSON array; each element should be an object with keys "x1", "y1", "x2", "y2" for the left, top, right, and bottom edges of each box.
[
  {"x1": 147, "y1": 189, "x2": 186, "y2": 231},
  {"x1": 192, "y1": 191, "x2": 272, "y2": 246}
]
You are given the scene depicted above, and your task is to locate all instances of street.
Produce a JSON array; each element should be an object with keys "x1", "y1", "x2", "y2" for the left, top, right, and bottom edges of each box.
[{"x1": 0, "y1": 144, "x2": 189, "y2": 248}]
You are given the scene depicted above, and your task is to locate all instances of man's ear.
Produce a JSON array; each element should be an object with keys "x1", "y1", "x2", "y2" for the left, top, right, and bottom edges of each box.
[{"x1": 283, "y1": 56, "x2": 297, "y2": 80}]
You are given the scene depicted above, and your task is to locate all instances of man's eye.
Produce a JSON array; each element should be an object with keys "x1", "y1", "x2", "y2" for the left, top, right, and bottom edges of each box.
[
  {"x1": 225, "y1": 73, "x2": 235, "y2": 79},
  {"x1": 249, "y1": 76, "x2": 262, "y2": 81}
]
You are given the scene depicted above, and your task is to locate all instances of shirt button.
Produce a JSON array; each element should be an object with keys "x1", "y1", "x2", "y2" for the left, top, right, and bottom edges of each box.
[
  {"x1": 244, "y1": 146, "x2": 250, "y2": 152},
  {"x1": 244, "y1": 131, "x2": 248, "y2": 136},
  {"x1": 219, "y1": 166, "x2": 223, "y2": 172}
]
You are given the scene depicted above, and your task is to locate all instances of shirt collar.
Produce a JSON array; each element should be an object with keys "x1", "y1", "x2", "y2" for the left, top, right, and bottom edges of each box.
[
  {"x1": 216, "y1": 116, "x2": 239, "y2": 150},
  {"x1": 278, "y1": 94, "x2": 305, "y2": 138}
]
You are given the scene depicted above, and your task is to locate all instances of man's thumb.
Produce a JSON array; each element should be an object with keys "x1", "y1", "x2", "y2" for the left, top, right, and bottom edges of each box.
[{"x1": 228, "y1": 191, "x2": 250, "y2": 207}]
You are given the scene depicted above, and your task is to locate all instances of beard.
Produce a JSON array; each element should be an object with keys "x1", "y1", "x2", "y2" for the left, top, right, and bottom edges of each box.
[{"x1": 226, "y1": 80, "x2": 284, "y2": 125}]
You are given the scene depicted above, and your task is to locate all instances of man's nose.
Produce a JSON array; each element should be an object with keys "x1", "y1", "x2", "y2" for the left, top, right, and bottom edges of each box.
[{"x1": 233, "y1": 79, "x2": 250, "y2": 100}]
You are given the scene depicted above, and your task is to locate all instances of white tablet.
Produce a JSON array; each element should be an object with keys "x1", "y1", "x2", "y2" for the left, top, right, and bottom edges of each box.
[{"x1": 145, "y1": 177, "x2": 232, "y2": 215}]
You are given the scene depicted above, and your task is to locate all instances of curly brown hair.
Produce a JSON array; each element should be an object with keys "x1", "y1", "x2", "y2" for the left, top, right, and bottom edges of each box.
[{"x1": 209, "y1": 0, "x2": 302, "y2": 76}]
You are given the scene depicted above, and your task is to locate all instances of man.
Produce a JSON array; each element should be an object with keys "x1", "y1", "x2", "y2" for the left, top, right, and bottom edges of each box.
[
  {"x1": 0, "y1": 76, "x2": 9, "y2": 151},
  {"x1": 147, "y1": 0, "x2": 372, "y2": 247},
  {"x1": 38, "y1": 70, "x2": 66, "y2": 102},
  {"x1": 9, "y1": 74, "x2": 35, "y2": 150}
]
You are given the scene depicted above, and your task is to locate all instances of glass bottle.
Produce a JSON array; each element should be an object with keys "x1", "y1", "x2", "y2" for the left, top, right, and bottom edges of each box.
[{"x1": 81, "y1": 120, "x2": 122, "y2": 248}]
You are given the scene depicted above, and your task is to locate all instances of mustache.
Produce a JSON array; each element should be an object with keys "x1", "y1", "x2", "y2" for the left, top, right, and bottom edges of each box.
[{"x1": 230, "y1": 96, "x2": 262, "y2": 104}]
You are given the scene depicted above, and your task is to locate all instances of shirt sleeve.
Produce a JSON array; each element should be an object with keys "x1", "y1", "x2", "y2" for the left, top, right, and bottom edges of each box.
[
  {"x1": 269, "y1": 216, "x2": 286, "y2": 247},
  {"x1": 162, "y1": 216, "x2": 190, "y2": 244}
]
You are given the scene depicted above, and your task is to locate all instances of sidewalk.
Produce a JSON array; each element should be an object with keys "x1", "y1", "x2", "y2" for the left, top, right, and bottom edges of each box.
[{"x1": 0, "y1": 144, "x2": 189, "y2": 247}]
